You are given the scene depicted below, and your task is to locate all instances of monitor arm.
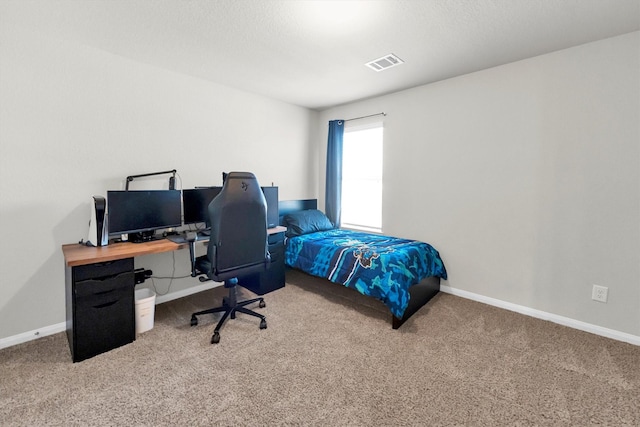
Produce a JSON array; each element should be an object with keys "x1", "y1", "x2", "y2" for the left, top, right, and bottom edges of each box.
[{"x1": 125, "y1": 169, "x2": 177, "y2": 190}]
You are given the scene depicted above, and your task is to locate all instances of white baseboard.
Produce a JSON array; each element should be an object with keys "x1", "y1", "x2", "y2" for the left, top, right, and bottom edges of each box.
[
  {"x1": 0, "y1": 322, "x2": 66, "y2": 350},
  {"x1": 3, "y1": 283, "x2": 637, "y2": 350},
  {"x1": 0, "y1": 282, "x2": 222, "y2": 351},
  {"x1": 439, "y1": 285, "x2": 640, "y2": 346},
  {"x1": 152, "y1": 281, "x2": 221, "y2": 304}
]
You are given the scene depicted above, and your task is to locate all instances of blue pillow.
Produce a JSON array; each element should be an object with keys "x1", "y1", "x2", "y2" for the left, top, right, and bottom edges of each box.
[{"x1": 284, "y1": 209, "x2": 335, "y2": 237}]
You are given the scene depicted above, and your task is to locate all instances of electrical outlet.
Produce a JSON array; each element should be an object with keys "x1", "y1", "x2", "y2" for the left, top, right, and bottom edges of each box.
[{"x1": 592, "y1": 285, "x2": 608, "y2": 303}]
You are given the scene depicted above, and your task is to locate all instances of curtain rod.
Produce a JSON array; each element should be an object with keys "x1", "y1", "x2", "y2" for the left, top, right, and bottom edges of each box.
[{"x1": 344, "y1": 112, "x2": 386, "y2": 122}]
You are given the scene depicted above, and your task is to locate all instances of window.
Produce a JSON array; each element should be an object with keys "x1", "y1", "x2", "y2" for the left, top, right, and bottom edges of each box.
[{"x1": 341, "y1": 123, "x2": 383, "y2": 232}]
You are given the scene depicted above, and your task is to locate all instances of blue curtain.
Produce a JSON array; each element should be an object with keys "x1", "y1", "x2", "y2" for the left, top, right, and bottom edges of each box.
[{"x1": 325, "y1": 120, "x2": 344, "y2": 226}]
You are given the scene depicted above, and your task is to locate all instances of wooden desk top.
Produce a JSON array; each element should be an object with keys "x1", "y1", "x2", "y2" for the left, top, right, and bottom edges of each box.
[
  {"x1": 62, "y1": 239, "x2": 185, "y2": 267},
  {"x1": 62, "y1": 226, "x2": 287, "y2": 267}
]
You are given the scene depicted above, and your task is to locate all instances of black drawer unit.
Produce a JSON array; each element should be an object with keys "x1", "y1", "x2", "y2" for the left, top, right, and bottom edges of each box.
[
  {"x1": 240, "y1": 231, "x2": 285, "y2": 295},
  {"x1": 65, "y1": 258, "x2": 135, "y2": 362}
]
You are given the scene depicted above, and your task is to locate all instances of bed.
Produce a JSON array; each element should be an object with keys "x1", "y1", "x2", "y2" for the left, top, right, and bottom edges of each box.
[{"x1": 279, "y1": 199, "x2": 447, "y2": 329}]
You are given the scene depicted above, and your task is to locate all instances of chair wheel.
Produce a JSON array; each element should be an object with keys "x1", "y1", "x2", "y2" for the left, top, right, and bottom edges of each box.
[
  {"x1": 190, "y1": 317, "x2": 198, "y2": 327},
  {"x1": 211, "y1": 332, "x2": 220, "y2": 344},
  {"x1": 260, "y1": 319, "x2": 267, "y2": 329},
  {"x1": 259, "y1": 300, "x2": 266, "y2": 308}
]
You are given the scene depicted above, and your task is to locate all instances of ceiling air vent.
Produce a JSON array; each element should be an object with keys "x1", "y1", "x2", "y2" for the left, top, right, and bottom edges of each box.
[{"x1": 365, "y1": 53, "x2": 404, "y2": 72}]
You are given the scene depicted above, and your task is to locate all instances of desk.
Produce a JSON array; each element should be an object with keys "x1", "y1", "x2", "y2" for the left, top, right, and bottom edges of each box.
[
  {"x1": 63, "y1": 238, "x2": 189, "y2": 266},
  {"x1": 62, "y1": 226, "x2": 287, "y2": 266},
  {"x1": 62, "y1": 226, "x2": 286, "y2": 362}
]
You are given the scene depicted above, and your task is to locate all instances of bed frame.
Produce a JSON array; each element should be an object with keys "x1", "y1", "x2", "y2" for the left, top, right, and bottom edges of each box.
[{"x1": 278, "y1": 199, "x2": 441, "y2": 329}]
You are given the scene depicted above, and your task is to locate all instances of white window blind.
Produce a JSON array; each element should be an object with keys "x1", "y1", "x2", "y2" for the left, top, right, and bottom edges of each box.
[{"x1": 341, "y1": 122, "x2": 383, "y2": 232}]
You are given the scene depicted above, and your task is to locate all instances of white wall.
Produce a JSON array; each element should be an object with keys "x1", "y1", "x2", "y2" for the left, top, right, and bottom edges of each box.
[
  {"x1": 0, "y1": 23, "x2": 316, "y2": 340},
  {"x1": 317, "y1": 32, "x2": 640, "y2": 338}
]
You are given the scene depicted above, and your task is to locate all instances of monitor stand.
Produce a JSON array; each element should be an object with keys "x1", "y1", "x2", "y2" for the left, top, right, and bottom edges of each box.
[{"x1": 129, "y1": 231, "x2": 155, "y2": 243}]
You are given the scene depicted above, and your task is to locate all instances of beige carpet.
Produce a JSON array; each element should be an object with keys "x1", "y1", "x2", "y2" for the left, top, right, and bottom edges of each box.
[{"x1": 1, "y1": 270, "x2": 639, "y2": 426}]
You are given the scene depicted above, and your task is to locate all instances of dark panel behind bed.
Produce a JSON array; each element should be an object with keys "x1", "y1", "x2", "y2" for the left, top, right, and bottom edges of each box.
[{"x1": 278, "y1": 199, "x2": 317, "y2": 225}]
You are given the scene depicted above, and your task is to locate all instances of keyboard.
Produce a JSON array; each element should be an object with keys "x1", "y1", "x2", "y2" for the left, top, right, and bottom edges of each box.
[{"x1": 166, "y1": 230, "x2": 210, "y2": 244}]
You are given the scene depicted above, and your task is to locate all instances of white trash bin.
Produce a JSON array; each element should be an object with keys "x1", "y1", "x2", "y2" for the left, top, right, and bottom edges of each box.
[{"x1": 135, "y1": 288, "x2": 156, "y2": 334}]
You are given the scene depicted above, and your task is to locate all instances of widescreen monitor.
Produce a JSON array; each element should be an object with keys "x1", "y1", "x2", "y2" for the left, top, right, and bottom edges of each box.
[
  {"x1": 184, "y1": 186, "x2": 278, "y2": 228},
  {"x1": 182, "y1": 187, "x2": 223, "y2": 225},
  {"x1": 107, "y1": 190, "x2": 182, "y2": 239}
]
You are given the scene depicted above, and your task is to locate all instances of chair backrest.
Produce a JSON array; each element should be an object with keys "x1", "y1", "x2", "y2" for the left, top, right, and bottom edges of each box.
[{"x1": 206, "y1": 172, "x2": 269, "y2": 280}]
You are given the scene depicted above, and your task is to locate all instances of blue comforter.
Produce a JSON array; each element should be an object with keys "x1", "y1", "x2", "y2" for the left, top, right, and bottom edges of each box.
[{"x1": 284, "y1": 229, "x2": 447, "y2": 318}]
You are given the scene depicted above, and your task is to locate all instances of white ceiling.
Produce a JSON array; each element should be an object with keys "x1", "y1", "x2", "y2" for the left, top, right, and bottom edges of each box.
[{"x1": 4, "y1": 0, "x2": 640, "y2": 110}]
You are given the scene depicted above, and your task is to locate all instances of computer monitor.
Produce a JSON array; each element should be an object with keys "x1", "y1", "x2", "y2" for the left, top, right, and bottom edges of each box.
[
  {"x1": 262, "y1": 186, "x2": 279, "y2": 229},
  {"x1": 107, "y1": 190, "x2": 182, "y2": 241},
  {"x1": 183, "y1": 185, "x2": 277, "y2": 228},
  {"x1": 182, "y1": 187, "x2": 223, "y2": 225}
]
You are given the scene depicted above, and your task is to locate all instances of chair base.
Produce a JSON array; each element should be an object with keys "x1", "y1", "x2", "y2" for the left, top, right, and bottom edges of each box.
[{"x1": 190, "y1": 281, "x2": 266, "y2": 344}]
